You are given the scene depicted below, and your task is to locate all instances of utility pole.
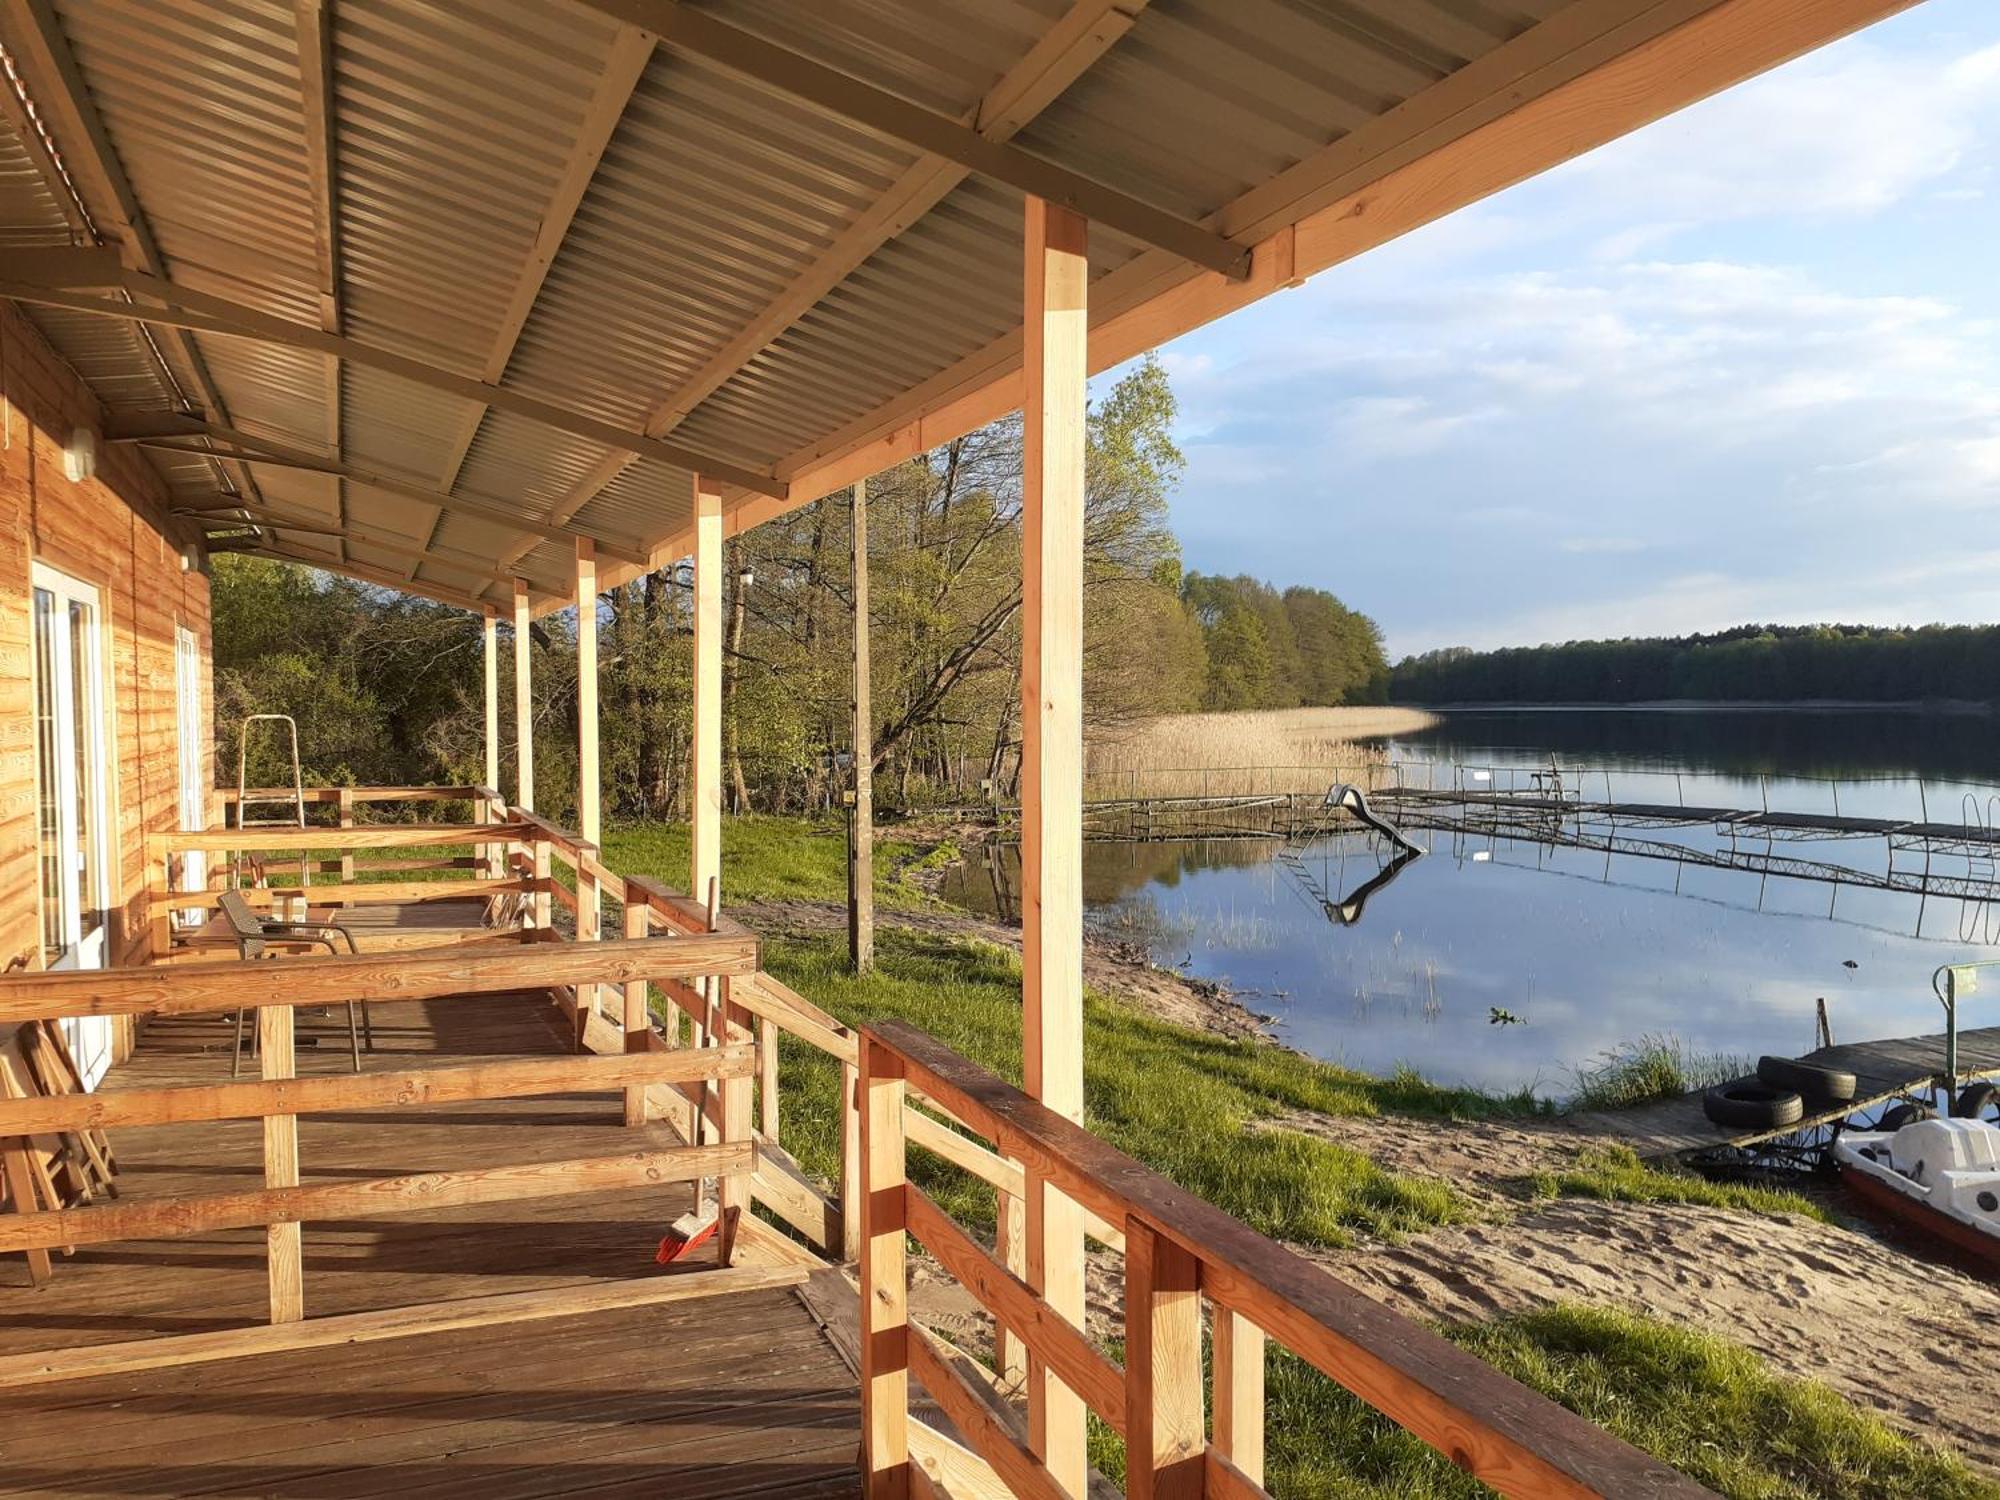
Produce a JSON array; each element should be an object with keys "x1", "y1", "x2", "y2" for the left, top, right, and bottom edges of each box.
[{"x1": 848, "y1": 478, "x2": 874, "y2": 972}]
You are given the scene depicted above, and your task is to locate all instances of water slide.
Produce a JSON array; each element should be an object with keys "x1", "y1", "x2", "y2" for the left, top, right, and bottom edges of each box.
[{"x1": 1323, "y1": 782, "x2": 1424, "y2": 857}]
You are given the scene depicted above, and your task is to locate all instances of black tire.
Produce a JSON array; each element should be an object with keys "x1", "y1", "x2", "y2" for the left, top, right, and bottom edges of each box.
[
  {"x1": 1878, "y1": 1102, "x2": 1936, "y2": 1131},
  {"x1": 1703, "y1": 1079, "x2": 1805, "y2": 1130},
  {"x1": 1955, "y1": 1082, "x2": 2000, "y2": 1121},
  {"x1": 1757, "y1": 1054, "x2": 1857, "y2": 1102}
]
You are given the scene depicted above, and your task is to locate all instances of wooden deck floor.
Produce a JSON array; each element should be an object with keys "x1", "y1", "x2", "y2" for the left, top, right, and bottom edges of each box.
[{"x1": 0, "y1": 989, "x2": 860, "y2": 1498}]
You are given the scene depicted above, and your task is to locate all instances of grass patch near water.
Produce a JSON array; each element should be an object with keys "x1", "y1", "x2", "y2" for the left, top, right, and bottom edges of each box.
[
  {"x1": 1568, "y1": 1033, "x2": 1749, "y2": 1112},
  {"x1": 602, "y1": 815, "x2": 943, "y2": 908},
  {"x1": 1530, "y1": 1146, "x2": 1828, "y2": 1223}
]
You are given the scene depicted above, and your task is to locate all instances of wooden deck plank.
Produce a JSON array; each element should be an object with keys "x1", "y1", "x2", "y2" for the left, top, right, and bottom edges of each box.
[{"x1": 0, "y1": 974, "x2": 859, "y2": 1499}]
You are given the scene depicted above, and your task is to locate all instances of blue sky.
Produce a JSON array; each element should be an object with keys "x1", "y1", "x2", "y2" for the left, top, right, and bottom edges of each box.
[{"x1": 1141, "y1": 0, "x2": 2000, "y2": 660}]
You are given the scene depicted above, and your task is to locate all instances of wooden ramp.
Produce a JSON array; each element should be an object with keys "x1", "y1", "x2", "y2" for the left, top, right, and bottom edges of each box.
[
  {"x1": 1568, "y1": 1026, "x2": 2000, "y2": 1159},
  {"x1": 0, "y1": 988, "x2": 860, "y2": 1498}
]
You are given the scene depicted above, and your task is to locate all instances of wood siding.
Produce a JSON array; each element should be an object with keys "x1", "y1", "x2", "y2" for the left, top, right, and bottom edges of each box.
[{"x1": 0, "y1": 299, "x2": 213, "y2": 991}]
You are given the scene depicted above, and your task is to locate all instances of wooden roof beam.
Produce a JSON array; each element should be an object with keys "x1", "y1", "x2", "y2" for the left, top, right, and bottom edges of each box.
[
  {"x1": 408, "y1": 24, "x2": 657, "y2": 581},
  {"x1": 571, "y1": 0, "x2": 1248, "y2": 280},
  {"x1": 0, "y1": 0, "x2": 267, "y2": 505},
  {"x1": 293, "y1": 0, "x2": 346, "y2": 565},
  {"x1": 177, "y1": 497, "x2": 571, "y2": 595},
  {"x1": 0, "y1": 253, "x2": 787, "y2": 499},
  {"x1": 499, "y1": 0, "x2": 1149, "y2": 577},
  {"x1": 243, "y1": 540, "x2": 511, "y2": 614},
  {"x1": 104, "y1": 416, "x2": 653, "y2": 566}
]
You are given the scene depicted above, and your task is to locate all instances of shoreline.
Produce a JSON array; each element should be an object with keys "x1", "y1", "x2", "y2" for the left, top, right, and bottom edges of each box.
[{"x1": 1396, "y1": 697, "x2": 1996, "y2": 715}]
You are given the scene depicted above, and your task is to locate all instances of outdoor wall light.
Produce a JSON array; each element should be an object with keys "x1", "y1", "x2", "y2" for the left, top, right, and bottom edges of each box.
[
  {"x1": 737, "y1": 566, "x2": 755, "y2": 588},
  {"x1": 63, "y1": 424, "x2": 96, "y2": 482}
]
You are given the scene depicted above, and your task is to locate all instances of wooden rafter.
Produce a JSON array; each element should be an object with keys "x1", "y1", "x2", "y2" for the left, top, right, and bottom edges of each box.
[
  {"x1": 0, "y1": 0, "x2": 266, "y2": 507},
  {"x1": 174, "y1": 494, "x2": 572, "y2": 595},
  {"x1": 497, "y1": 0, "x2": 1149, "y2": 579},
  {"x1": 292, "y1": 0, "x2": 345, "y2": 564},
  {"x1": 573, "y1": 0, "x2": 1247, "y2": 280},
  {"x1": 0, "y1": 253, "x2": 787, "y2": 497},
  {"x1": 105, "y1": 416, "x2": 652, "y2": 565},
  {"x1": 407, "y1": 24, "x2": 656, "y2": 581},
  {"x1": 581, "y1": 0, "x2": 1915, "y2": 607},
  {"x1": 245, "y1": 539, "x2": 511, "y2": 615}
]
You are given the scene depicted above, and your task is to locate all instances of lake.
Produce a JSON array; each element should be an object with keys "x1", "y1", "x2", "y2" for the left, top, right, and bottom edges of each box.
[{"x1": 941, "y1": 708, "x2": 2000, "y2": 1096}]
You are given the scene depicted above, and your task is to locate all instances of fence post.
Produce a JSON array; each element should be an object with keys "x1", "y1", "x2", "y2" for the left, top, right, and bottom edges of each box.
[
  {"x1": 758, "y1": 1016, "x2": 780, "y2": 1144},
  {"x1": 1125, "y1": 1219, "x2": 1203, "y2": 1500},
  {"x1": 578, "y1": 864, "x2": 602, "y2": 1019},
  {"x1": 1212, "y1": 1308, "x2": 1266, "y2": 1487},
  {"x1": 261, "y1": 1004, "x2": 304, "y2": 1325},
  {"x1": 839, "y1": 1058, "x2": 862, "y2": 1262},
  {"x1": 995, "y1": 1174, "x2": 1029, "y2": 1386},
  {"x1": 532, "y1": 839, "x2": 552, "y2": 931},
  {"x1": 717, "y1": 975, "x2": 752, "y2": 1264},
  {"x1": 858, "y1": 1037, "x2": 910, "y2": 1499},
  {"x1": 622, "y1": 895, "x2": 650, "y2": 1126},
  {"x1": 337, "y1": 788, "x2": 354, "y2": 886}
]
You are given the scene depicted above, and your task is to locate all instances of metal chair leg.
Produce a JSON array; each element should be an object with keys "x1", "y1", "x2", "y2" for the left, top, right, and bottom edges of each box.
[
  {"x1": 232, "y1": 1007, "x2": 246, "y2": 1077},
  {"x1": 347, "y1": 1001, "x2": 362, "y2": 1072}
]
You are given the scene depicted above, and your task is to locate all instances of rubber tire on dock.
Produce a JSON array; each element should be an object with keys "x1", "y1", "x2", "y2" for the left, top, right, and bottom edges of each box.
[
  {"x1": 1956, "y1": 1082, "x2": 2000, "y2": 1121},
  {"x1": 1879, "y1": 1102, "x2": 1936, "y2": 1131},
  {"x1": 1756, "y1": 1054, "x2": 1857, "y2": 1103},
  {"x1": 1703, "y1": 1079, "x2": 1805, "y2": 1130}
]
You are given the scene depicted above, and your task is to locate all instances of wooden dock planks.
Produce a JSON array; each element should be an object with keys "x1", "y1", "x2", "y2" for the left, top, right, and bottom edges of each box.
[{"x1": 1568, "y1": 1025, "x2": 2000, "y2": 1158}]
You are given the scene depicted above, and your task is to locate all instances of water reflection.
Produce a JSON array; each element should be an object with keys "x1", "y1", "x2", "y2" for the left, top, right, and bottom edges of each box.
[{"x1": 943, "y1": 711, "x2": 2000, "y2": 1095}]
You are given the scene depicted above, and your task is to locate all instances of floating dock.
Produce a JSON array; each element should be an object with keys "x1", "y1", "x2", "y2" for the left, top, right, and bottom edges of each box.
[{"x1": 1566, "y1": 1025, "x2": 2000, "y2": 1158}]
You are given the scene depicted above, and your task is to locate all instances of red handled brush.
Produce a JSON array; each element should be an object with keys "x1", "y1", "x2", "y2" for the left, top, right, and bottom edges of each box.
[{"x1": 655, "y1": 1208, "x2": 718, "y2": 1263}]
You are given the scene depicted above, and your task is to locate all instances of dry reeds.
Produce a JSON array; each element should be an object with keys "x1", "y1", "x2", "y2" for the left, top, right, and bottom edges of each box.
[{"x1": 1085, "y1": 707, "x2": 1438, "y2": 800}]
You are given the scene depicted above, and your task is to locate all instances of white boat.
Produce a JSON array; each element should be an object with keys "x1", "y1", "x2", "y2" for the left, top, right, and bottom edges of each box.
[{"x1": 1834, "y1": 1116, "x2": 2000, "y2": 1269}]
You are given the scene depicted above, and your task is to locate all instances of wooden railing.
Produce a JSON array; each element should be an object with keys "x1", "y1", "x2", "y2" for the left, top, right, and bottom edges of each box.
[
  {"x1": 858, "y1": 1021, "x2": 1715, "y2": 1500},
  {"x1": 0, "y1": 930, "x2": 776, "y2": 1383}
]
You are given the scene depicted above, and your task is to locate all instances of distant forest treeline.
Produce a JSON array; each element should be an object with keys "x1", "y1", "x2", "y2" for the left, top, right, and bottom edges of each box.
[{"x1": 1389, "y1": 624, "x2": 2000, "y2": 705}]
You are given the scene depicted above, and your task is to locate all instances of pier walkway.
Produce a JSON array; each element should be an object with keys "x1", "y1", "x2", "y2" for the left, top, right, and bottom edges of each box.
[{"x1": 1567, "y1": 1026, "x2": 2000, "y2": 1159}]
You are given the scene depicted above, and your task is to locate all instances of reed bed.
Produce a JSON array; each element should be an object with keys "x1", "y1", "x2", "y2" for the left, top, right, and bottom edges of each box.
[{"x1": 1084, "y1": 706, "x2": 1437, "y2": 800}]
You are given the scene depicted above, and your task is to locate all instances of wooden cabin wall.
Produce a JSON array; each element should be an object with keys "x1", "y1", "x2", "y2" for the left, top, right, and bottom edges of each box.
[{"x1": 0, "y1": 300, "x2": 214, "y2": 1029}]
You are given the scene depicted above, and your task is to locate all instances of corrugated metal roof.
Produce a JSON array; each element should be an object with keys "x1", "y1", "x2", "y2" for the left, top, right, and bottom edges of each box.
[{"x1": 0, "y1": 0, "x2": 1812, "y2": 612}]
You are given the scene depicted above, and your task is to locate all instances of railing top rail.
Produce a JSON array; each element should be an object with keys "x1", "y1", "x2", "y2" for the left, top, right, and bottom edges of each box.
[
  {"x1": 222, "y1": 785, "x2": 491, "y2": 804},
  {"x1": 864, "y1": 1019, "x2": 1711, "y2": 1500},
  {"x1": 155, "y1": 822, "x2": 530, "y2": 854},
  {"x1": 0, "y1": 933, "x2": 759, "y2": 1024}
]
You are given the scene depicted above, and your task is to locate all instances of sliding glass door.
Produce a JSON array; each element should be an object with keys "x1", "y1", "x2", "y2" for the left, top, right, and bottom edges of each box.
[{"x1": 33, "y1": 561, "x2": 113, "y2": 1086}]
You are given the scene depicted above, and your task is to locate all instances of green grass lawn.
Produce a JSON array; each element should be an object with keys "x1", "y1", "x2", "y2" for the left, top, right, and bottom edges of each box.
[{"x1": 601, "y1": 814, "x2": 1995, "y2": 1498}]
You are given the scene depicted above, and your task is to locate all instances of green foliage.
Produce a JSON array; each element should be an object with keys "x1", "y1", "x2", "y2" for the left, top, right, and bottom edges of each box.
[
  {"x1": 1530, "y1": 1146, "x2": 1829, "y2": 1223},
  {"x1": 1183, "y1": 573, "x2": 1389, "y2": 711},
  {"x1": 1254, "y1": 1304, "x2": 1997, "y2": 1499},
  {"x1": 1567, "y1": 1033, "x2": 1748, "y2": 1112},
  {"x1": 600, "y1": 816, "x2": 935, "y2": 909},
  {"x1": 1391, "y1": 623, "x2": 2000, "y2": 705}
]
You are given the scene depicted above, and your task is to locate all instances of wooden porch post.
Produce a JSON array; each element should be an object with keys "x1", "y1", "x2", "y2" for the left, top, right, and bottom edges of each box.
[
  {"x1": 848, "y1": 477, "x2": 874, "y2": 973},
  {"x1": 1020, "y1": 193, "x2": 1088, "y2": 1496},
  {"x1": 575, "y1": 538, "x2": 601, "y2": 847},
  {"x1": 482, "y1": 606, "x2": 500, "y2": 794},
  {"x1": 691, "y1": 477, "x2": 723, "y2": 913},
  {"x1": 512, "y1": 577, "x2": 534, "y2": 812}
]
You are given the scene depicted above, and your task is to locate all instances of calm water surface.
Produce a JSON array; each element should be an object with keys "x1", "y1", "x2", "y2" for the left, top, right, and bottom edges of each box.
[{"x1": 943, "y1": 709, "x2": 2000, "y2": 1095}]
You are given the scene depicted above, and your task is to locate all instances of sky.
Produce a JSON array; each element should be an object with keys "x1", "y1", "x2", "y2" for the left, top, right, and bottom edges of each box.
[{"x1": 1137, "y1": 0, "x2": 2000, "y2": 661}]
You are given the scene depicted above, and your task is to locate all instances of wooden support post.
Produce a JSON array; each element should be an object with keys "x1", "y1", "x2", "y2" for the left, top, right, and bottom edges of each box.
[
  {"x1": 512, "y1": 578, "x2": 535, "y2": 812},
  {"x1": 260, "y1": 1005, "x2": 303, "y2": 1324},
  {"x1": 839, "y1": 1058, "x2": 862, "y2": 1263},
  {"x1": 858, "y1": 1039, "x2": 910, "y2": 1500},
  {"x1": 621, "y1": 897, "x2": 650, "y2": 1126},
  {"x1": 1021, "y1": 194, "x2": 1089, "y2": 1496},
  {"x1": 336, "y1": 787, "x2": 354, "y2": 887},
  {"x1": 578, "y1": 868, "x2": 602, "y2": 1018},
  {"x1": 532, "y1": 840, "x2": 552, "y2": 933},
  {"x1": 1212, "y1": 1308, "x2": 1267, "y2": 1487},
  {"x1": 483, "y1": 607, "x2": 500, "y2": 793},
  {"x1": 1125, "y1": 1221, "x2": 1203, "y2": 1500},
  {"x1": 574, "y1": 538, "x2": 601, "y2": 848},
  {"x1": 849, "y1": 476, "x2": 875, "y2": 972},
  {"x1": 691, "y1": 476, "x2": 723, "y2": 918}
]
